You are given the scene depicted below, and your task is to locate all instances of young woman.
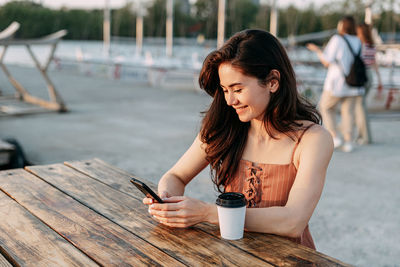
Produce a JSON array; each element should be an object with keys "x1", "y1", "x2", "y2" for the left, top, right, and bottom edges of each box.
[
  {"x1": 307, "y1": 16, "x2": 364, "y2": 152},
  {"x1": 144, "y1": 29, "x2": 333, "y2": 249},
  {"x1": 355, "y1": 23, "x2": 382, "y2": 144}
]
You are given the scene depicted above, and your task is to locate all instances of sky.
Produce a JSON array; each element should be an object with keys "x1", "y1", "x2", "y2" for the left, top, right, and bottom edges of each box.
[{"x1": 0, "y1": 0, "x2": 328, "y2": 10}]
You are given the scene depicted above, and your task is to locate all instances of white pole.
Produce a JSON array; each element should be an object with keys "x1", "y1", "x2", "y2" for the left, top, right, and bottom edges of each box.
[
  {"x1": 270, "y1": 0, "x2": 278, "y2": 37},
  {"x1": 365, "y1": 3, "x2": 372, "y2": 25},
  {"x1": 136, "y1": 0, "x2": 143, "y2": 56},
  {"x1": 103, "y1": 0, "x2": 111, "y2": 56},
  {"x1": 166, "y1": 0, "x2": 174, "y2": 57},
  {"x1": 217, "y1": 0, "x2": 226, "y2": 48}
]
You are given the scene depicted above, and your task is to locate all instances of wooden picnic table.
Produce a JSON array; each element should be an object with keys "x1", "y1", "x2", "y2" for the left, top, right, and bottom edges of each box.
[{"x1": 0, "y1": 158, "x2": 352, "y2": 266}]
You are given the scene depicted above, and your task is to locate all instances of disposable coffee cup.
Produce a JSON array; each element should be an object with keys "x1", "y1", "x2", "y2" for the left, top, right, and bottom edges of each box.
[{"x1": 216, "y1": 192, "x2": 247, "y2": 240}]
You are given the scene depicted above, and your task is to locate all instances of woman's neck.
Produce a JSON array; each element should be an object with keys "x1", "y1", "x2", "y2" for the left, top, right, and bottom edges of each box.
[{"x1": 249, "y1": 119, "x2": 276, "y2": 141}]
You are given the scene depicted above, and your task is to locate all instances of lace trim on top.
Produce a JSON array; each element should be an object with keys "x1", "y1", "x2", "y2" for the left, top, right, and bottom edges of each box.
[{"x1": 244, "y1": 165, "x2": 263, "y2": 207}]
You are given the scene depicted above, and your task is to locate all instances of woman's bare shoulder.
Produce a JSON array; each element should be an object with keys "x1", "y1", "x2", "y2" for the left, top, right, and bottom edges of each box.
[
  {"x1": 301, "y1": 124, "x2": 333, "y2": 149},
  {"x1": 292, "y1": 123, "x2": 333, "y2": 168}
]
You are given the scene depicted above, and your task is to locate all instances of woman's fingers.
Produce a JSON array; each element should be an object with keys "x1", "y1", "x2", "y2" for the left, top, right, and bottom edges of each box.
[
  {"x1": 159, "y1": 191, "x2": 169, "y2": 199},
  {"x1": 152, "y1": 215, "x2": 195, "y2": 227},
  {"x1": 148, "y1": 196, "x2": 208, "y2": 228},
  {"x1": 143, "y1": 197, "x2": 153, "y2": 205},
  {"x1": 162, "y1": 196, "x2": 185, "y2": 203},
  {"x1": 149, "y1": 209, "x2": 180, "y2": 218},
  {"x1": 150, "y1": 202, "x2": 181, "y2": 211}
]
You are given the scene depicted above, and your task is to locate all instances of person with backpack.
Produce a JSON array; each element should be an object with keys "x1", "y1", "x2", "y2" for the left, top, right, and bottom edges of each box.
[{"x1": 307, "y1": 16, "x2": 366, "y2": 152}]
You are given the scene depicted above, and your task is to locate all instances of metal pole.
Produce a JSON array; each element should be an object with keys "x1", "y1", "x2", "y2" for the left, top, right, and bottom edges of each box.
[
  {"x1": 136, "y1": 0, "x2": 143, "y2": 56},
  {"x1": 217, "y1": 0, "x2": 226, "y2": 48},
  {"x1": 166, "y1": 0, "x2": 173, "y2": 57},
  {"x1": 270, "y1": 0, "x2": 278, "y2": 37},
  {"x1": 103, "y1": 0, "x2": 111, "y2": 56}
]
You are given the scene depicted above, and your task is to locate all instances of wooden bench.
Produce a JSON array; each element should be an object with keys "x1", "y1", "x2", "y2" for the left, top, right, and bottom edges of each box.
[
  {"x1": 0, "y1": 22, "x2": 67, "y2": 115},
  {"x1": 0, "y1": 158, "x2": 353, "y2": 266}
]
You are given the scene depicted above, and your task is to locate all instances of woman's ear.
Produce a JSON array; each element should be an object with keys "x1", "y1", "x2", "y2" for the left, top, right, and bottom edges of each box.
[{"x1": 268, "y1": 69, "x2": 280, "y2": 93}]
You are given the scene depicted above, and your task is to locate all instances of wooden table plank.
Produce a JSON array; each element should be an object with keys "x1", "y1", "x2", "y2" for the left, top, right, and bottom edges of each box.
[
  {"x1": 197, "y1": 223, "x2": 354, "y2": 267},
  {"x1": 0, "y1": 189, "x2": 98, "y2": 267},
  {"x1": 65, "y1": 158, "x2": 155, "y2": 189},
  {"x1": 66, "y1": 158, "x2": 353, "y2": 267},
  {"x1": 26, "y1": 163, "x2": 273, "y2": 266},
  {"x1": 0, "y1": 169, "x2": 184, "y2": 267},
  {"x1": 0, "y1": 253, "x2": 12, "y2": 267}
]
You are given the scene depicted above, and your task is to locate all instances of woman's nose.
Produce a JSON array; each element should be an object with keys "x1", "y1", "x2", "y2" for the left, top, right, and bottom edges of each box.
[{"x1": 225, "y1": 92, "x2": 238, "y2": 106}]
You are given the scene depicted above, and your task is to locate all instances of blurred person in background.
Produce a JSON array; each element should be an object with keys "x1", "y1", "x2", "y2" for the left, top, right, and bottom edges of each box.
[
  {"x1": 355, "y1": 23, "x2": 383, "y2": 145},
  {"x1": 307, "y1": 16, "x2": 364, "y2": 152}
]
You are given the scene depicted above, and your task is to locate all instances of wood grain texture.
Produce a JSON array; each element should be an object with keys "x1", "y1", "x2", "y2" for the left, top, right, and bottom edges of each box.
[
  {"x1": 65, "y1": 158, "x2": 155, "y2": 191},
  {"x1": 197, "y1": 223, "x2": 354, "y2": 267},
  {"x1": 0, "y1": 252, "x2": 12, "y2": 267},
  {"x1": 27, "y1": 163, "x2": 272, "y2": 266},
  {"x1": 66, "y1": 158, "x2": 353, "y2": 267},
  {"x1": 0, "y1": 169, "x2": 183, "y2": 267},
  {"x1": 0, "y1": 189, "x2": 98, "y2": 267}
]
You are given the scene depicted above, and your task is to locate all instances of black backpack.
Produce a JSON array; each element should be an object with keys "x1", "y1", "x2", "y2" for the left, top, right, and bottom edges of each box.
[{"x1": 341, "y1": 35, "x2": 368, "y2": 87}]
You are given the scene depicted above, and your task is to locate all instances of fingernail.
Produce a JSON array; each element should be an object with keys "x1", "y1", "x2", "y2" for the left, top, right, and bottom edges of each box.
[
  {"x1": 150, "y1": 204, "x2": 154, "y2": 208},
  {"x1": 148, "y1": 207, "x2": 151, "y2": 214}
]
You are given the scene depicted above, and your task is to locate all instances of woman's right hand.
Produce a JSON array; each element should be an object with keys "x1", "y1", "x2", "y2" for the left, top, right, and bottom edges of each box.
[{"x1": 143, "y1": 190, "x2": 169, "y2": 205}]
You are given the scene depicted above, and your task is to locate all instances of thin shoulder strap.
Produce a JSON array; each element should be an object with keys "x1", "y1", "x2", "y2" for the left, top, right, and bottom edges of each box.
[
  {"x1": 290, "y1": 124, "x2": 315, "y2": 162},
  {"x1": 341, "y1": 35, "x2": 361, "y2": 56}
]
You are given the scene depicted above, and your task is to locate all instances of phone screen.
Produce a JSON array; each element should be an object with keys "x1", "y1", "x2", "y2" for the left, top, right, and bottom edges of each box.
[{"x1": 130, "y1": 177, "x2": 164, "y2": 203}]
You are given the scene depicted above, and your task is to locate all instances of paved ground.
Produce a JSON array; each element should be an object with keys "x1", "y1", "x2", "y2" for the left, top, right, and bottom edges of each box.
[{"x1": 1, "y1": 66, "x2": 399, "y2": 266}]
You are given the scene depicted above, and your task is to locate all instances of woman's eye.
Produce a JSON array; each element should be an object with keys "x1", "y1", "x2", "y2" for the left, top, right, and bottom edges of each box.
[{"x1": 234, "y1": 89, "x2": 242, "y2": 93}]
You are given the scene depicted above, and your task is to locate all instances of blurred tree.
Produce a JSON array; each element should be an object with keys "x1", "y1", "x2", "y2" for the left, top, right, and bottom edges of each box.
[
  {"x1": 174, "y1": 0, "x2": 196, "y2": 37},
  {"x1": 0, "y1": 1, "x2": 56, "y2": 38},
  {"x1": 296, "y1": 5, "x2": 323, "y2": 35},
  {"x1": 193, "y1": 0, "x2": 218, "y2": 39},
  {"x1": 112, "y1": 3, "x2": 136, "y2": 37},
  {"x1": 225, "y1": 0, "x2": 258, "y2": 37},
  {"x1": 251, "y1": 4, "x2": 270, "y2": 31},
  {"x1": 279, "y1": 5, "x2": 300, "y2": 37},
  {"x1": 143, "y1": 0, "x2": 165, "y2": 37}
]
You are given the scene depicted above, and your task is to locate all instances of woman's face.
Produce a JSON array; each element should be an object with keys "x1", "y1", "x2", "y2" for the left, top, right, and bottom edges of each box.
[{"x1": 218, "y1": 63, "x2": 277, "y2": 122}]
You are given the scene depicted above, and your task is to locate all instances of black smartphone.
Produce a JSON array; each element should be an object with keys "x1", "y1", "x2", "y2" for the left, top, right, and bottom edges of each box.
[{"x1": 130, "y1": 177, "x2": 164, "y2": 203}]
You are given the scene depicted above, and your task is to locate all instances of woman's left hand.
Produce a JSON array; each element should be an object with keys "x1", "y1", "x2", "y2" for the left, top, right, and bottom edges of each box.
[{"x1": 148, "y1": 196, "x2": 216, "y2": 228}]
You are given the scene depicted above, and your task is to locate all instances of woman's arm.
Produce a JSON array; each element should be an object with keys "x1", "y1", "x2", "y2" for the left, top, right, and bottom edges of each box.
[
  {"x1": 306, "y1": 43, "x2": 330, "y2": 68},
  {"x1": 145, "y1": 134, "x2": 219, "y2": 227},
  {"x1": 149, "y1": 126, "x2": 333, "y2": 233},
  {"x1": 244, "y1": 126, "x2": 333, "y2": 237},
  {"x1": 157, "y1": 134, "x2": 209, "y2": 198}
]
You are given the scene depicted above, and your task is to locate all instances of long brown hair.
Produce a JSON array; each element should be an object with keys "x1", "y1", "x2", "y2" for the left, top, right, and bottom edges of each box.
[
  {"x1": 198, "y1": 29, "x2": 321, "y2": 192},
  {"x1": 357, "y1": 23, "x2": 374, "y2": 45}
]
